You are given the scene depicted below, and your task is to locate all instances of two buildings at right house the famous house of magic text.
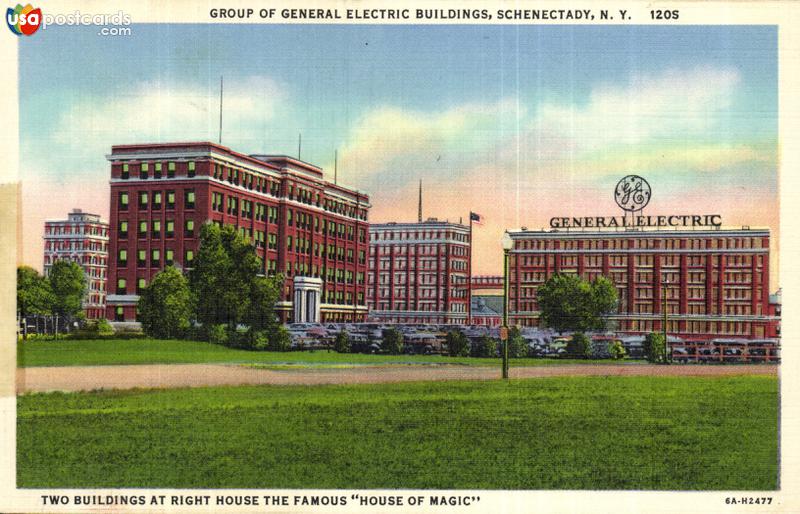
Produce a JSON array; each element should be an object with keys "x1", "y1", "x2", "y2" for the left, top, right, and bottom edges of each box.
[{"x1": 99, "y1": 142, "x2": 779, "y2": 340}]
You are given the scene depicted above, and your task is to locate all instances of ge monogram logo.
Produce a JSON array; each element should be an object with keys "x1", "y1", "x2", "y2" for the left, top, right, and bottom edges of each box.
[{"x1": 614, "y1": 175, "x2": 651, "y2": 212}]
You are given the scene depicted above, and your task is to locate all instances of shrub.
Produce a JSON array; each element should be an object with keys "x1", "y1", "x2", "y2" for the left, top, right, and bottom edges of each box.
[
  {"x1": 445, "y1": 331, "x2": 469, "y2": 357},
  {"x1": 95, "y1": 318, "x2": 114, "y2": 336},
  {"x1": 381, "y1": 328, "x2": 404, "y2": 355},
  {"x1": 507, "y1": 327, "x2": 528, "y2": 358},
  {"x1": 208, "y1": 324, "x2": 229, "y2": 346},
  {"x1": 268, "y1": 325, "x2": 292, "y2": 352},
  {"x1": 566, "y1": 332, "x2": 591, "y2": 359},
  {"x1": 249, "y1": 330, "x2": 269, "y2": 351},
  {"x1": 608, "y1": 340, "x2": 626, "y2": 360},
  {"x1": 65, "y1": 318, "x2": 118, "y2": 340},
  {"x1": 644, "y1": 332, "x2": 666, "y2": 363},
  {"x1": 334, "y1": 330, "x2": 351, "y2": 353},
  {"x1": 471, "y1": 336, "x2": 498, "y2": 358}
]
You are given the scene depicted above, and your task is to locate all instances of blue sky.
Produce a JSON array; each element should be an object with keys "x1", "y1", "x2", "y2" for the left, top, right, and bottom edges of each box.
[{"x1": 19, "y1": 24, "x2": 779, "y2": 278}]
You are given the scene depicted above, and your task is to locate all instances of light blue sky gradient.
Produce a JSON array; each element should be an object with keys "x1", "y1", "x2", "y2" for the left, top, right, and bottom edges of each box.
[{"x1": 18, "y1": 24, "x2": 779, "y2": 277}]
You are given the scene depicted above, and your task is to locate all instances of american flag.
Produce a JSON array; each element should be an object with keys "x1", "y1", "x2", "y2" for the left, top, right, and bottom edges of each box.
[{"x1": 470, "y1": 212, "x2": 483, "y2": 225}]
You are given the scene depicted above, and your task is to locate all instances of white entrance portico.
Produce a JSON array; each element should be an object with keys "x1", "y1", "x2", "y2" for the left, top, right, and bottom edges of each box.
[{"x1": 292, "y1": 276, "x2": 323, "y2": 323}]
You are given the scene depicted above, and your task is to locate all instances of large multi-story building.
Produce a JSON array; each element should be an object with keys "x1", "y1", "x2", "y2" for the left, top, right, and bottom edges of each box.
[
  {"x1": 367, "y1": 219, "x2": 470, "y2": 324},
  {"x1": 506, "y1": 227, "x2": 778, "y2": 340},
  {"x1": 43, "y1": 209, "x2": 109, "y2": 319},
  {"x1": 105, "y1": 142, "x2": 370, "y2": 323}
]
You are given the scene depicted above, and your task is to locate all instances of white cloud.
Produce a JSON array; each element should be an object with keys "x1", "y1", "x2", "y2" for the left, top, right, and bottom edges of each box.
[
  {"x1": 527, "y1": 66, "x2": 741, "y2": 155},
  {"x1": 336, "y1": 66, "x2": 747, "y2": 192},
  {"x1": 337, "y1": 99, "x2": 525, "y2": 185},
  {"x1": 28, "y1": 76, "x2": 287, "y2": 179}
]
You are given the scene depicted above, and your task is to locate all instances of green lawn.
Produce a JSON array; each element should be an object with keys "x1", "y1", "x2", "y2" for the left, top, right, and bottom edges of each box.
[
  {"x1": 17, "y1": 338, "x2": 631, "y2": 368},
  {"x1": 17, "y1": 375, "x2": 778, "y2": 490}
]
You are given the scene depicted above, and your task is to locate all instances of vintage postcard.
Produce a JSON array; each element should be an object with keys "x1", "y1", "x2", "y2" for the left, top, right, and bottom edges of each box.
[{"x1": 2, "y1": 0, "x2": 799, "y2": 512}]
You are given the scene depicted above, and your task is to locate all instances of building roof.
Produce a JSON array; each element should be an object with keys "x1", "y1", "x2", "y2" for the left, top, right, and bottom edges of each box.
[
  {"x1": 371, "y1": 218, "x2": 469, "y2": 231},
  {"x1": 508, "y1": 226, "x2": 770, "y2": 239}
]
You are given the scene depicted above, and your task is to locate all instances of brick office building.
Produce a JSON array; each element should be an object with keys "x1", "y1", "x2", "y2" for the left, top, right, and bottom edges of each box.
[
  {"x1": 105, "y1": 142, "x2": 370, "y2": 323},
  {"x1": 43, "y1": 209, "x2": 109, "y2": 319},
  {"x1": 506, "y1": 227, "x2": 778, "y2": 340},
  {"x1": 367, "y1": 219, "x2": 470, "y2": 324}
]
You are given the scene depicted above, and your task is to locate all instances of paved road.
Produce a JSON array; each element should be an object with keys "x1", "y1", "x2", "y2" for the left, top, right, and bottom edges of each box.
[{"x1": 16, "y1": 363, "x2": 778, "y2": 394}]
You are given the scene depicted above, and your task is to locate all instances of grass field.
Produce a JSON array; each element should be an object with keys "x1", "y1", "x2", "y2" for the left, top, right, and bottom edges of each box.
[
  {"x1": 17, "y1": 338, "x2": 623, "y2": 368},
  {"x1": 17, "y1": 375, "x2": 778, "y2": 490}
]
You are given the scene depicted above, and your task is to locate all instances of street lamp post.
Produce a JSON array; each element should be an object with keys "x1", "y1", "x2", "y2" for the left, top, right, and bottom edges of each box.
[{"x1": 501, "y1": 232, "x2": 513, "y2": 379}]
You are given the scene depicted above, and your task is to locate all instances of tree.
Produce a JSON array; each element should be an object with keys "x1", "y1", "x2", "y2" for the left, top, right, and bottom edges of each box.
[
  {"x1": 507, "y1": 326, "x2": 528, "y2": 358},
  {"x1": 245, "y1": 275, "x2": 282, "y2": 332},
  {"x1": 566, "y1": 332, "x2": 591, "y2": 359},
  {"x1": 334, "y1": 330, "x2": 351, "y2": 353},
  {"x1": 471, "y1": 335, "x2": 497, "y2": 358},
  {"x1": 537, "y1": 274, "x2": 618, "y2": 333},
  {"x1": 644, "y1": 332, "x2": 666, "y2": 363},
  {"x1": 48, "y1": 260, "x2": 86, "y2": 322},
  {"x1": 381, "y1": 328, "x2": 404, "y2": 355},
  {"x1": 446, "y1": 331, "x2": 469, "y2": 357},
  {"x1": 189, "y1": 223, "x2": 283, "y2": 340},
  {"x1": 137, "y1": 266, "x2": 193, "y2": 339},
  {"x1": 17, "y1": 266, "x2": 54, "y2": 339}
]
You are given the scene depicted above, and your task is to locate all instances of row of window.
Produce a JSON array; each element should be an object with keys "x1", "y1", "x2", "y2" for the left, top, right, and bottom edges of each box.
[
  {"x1": 118, "y1": 218, "x2": 195, "y2": 239},
  {"x1": 117, "y1": 248, "x2": 194, "y2": 271},
  {"x1": 121, "y1": 161, "x2": 193, "y2": 180},
  {"x1": 45, "y1": 226, "x2": 108, "y2": 237},
  {"x1": 371, "y1": 230, "x2": 470, "y2": 242},
  {"x1": 210, "y1": 191, "x2": 367, "y2": 241},
  {"x1": 516, "y1": 237, "x2": 766, "y2": 251},
  {"x1": 118, "y1": 190, "x2": 195, "y2": 211},
  {"x1": 212, "y1": 164, "x2": 368, "y2": 221}
]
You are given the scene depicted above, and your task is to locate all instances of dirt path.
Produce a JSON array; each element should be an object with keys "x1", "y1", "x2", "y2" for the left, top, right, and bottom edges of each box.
[{"x1": 16, "y1": 363, "x2": 778, "y2": 394}]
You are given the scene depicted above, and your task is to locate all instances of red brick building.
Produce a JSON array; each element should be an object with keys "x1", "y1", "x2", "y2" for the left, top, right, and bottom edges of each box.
[
  {"x1": 43, "y1": 209, "x2": 109, "y2": 319},
  {"x1": 367, "y1": 219, "x2": 470, "y2": 324},
  {"x1": 106, "y1": 142, "x2": 369, "y2": 323},
  {"x1": 506, "y1": 227, "x2": 778, "y2": 339}
]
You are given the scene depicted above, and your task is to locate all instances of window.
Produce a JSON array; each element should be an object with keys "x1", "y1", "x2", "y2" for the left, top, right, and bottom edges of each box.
[
  {"x1": 117, "y1": 278, "x2": 127, "y2": 295},
  {"x1": 118, "y1": 249, "x2": 127, "y2": 267},
  {"x1": 188, "y1": 161, "x2": 196, "y2": 177},
  {"x1": 121, "y1": 163, "x2": 129, "y2": 180},
  {"x1": 137, "y1": 278, "x2": 146, "y2": 293},
  {"x1": 115, "y1": 306, "x2": 124, "y2": 322},
  {"x1": 166, "y1": 191, "x2": 175, "y2": 209},
  {"x1": 140, "y1": 162, "x2": 149, "y2": 179},
  {"x1": 185, "y1": 190, "x2": 195, "y2": 209},
  {"x1": 287, "y1": 236, "x2": 293, "y2": 251},
  {"x1": 153, "y1": 192, "x2": 162, "y2": 209},
  {"x1": 152, "y1": 220, "x2": 161, "y2": 239},
  {"x1": 166, "y1": 220, "x2": 174, "y2": 238},
  {"x1": 137, "y1": 249, "x2": 146, "y2": 267},
  {"x1": 138, "y1": 220, "x2": 147, "y2": 238},
  {"x1": 165, "y1": 249, "x2": 174, "y2": 266},
  {"x1": 185, "y1": 219, "x2": 195, "y2": 237},
  {"x1": 151, "y1": 249, "x2": 160, "y2": 267},
  {"x1": 119, "y1": 192, "x2": 129, "y2": 210},
  {"x1": 118, "y1": 220, "x2": 128, "y2": 238},
  {"x1": 154, "y1": 162, "x2": 162, "y2": 179},
  {"x1": 167, "y1": 161, "x2": 176, "y2": 178},
  {"x1": 138, "y1": 191, "x2": 148, "y2": 210},
  {"x1": 185, "y1": 250, "x2": 194, "y2": 266}
]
